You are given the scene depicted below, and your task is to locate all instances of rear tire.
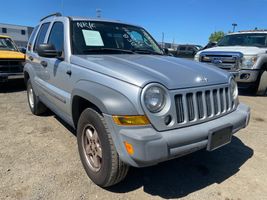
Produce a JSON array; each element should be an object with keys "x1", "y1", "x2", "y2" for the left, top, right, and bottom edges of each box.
[
  {"x1": 77, "y1": 108, "x2": 129, "y2": 187},
  {"x1": 27, "y1": 80, "x2": 47, "y2": 115}
]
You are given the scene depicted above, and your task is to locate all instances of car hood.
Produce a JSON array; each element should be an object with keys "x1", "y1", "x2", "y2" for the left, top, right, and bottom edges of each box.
[
  {"x1": 71, "y1": 54, "x2": 230, "y2": 89},
  {"x1": 0, "y1": 50, "x2": 25, "y2": 59},
  {"x1": 198, "y1": 46, "x2": 267, "y2": 56}
]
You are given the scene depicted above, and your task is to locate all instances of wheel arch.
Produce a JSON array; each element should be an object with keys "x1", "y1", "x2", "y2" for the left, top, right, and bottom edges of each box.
[{"x1": 71, "y1": 80, "x2": 139, "y2": 128}]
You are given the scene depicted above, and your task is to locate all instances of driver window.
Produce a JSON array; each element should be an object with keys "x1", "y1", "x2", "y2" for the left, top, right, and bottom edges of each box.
[{"x1": 48, "y1": 22, "x2": 64, "y2": 52}]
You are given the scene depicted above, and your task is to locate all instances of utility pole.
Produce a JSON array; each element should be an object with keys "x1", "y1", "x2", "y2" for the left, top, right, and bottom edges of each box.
[
  {"x1": 232, "y1": 23, "x2": 237, "y2": 32},
  {"x1": 96, "y1": 9, "x2": 102, "y2": 18},
  {"x1": 162, "y1": 32, "x2": 165, "y2": 48},
  {"x1": 61, "y1": 0, "x2": 64, "y2": 14}
]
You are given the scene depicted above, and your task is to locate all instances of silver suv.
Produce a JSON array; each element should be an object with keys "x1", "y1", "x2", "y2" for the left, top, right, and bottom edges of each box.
[{"x1": 24, "y1": 13, "x2": 250, "y2": 187}]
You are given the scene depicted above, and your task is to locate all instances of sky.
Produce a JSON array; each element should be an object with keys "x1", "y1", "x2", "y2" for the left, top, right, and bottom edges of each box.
[{"x1": 1, "y1": 0, "x2": 267, "y2": 45}]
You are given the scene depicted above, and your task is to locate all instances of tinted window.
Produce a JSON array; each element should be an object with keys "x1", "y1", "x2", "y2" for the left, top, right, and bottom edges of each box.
[
  {"x1": 27, "y1": 26, "x2": 39, "y2": 51},
  {"x1": 2, "y1": 28, "x2": 7, "y2": 33},
  {"x1": 187, "y1": 47, "x2": 195, "y2": 51},
  {"x1": 33, "y1": 23, "x2": 50, "y2": 52},
  {"x1": 48, "y1": 22, "x2": 64, "y2": 52},
  {"x1": 179, "y1": 46, "x2": 186, "y2": 51},
  {"x1": 21, "y1": 30, "x2": 26, "y2": 35},
  {"x1": 218, "y1": 33, "x2": 267, "y2": 47}
]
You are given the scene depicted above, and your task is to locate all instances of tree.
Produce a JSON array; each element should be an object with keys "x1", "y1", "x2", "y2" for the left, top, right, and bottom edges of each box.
[{"x1": 209, "y1": 31, "x2": 225, "y2": 42}]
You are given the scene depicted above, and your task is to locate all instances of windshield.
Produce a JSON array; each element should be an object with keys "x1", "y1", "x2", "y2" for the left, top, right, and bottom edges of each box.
[
  {"x1": 218, "y1": 33, "x2": 267, "y2": 48},
  {"x1": 0, "y1": 37, "x2": 18, "y2": 51},
  {"x1": 71, "y1": 21, "x2": 163, "y2": 55}
]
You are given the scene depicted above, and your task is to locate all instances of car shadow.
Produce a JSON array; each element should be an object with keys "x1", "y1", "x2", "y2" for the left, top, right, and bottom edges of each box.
[
  {"x1": 108, "y1": 136, "x2": 253, "y2": 199},
  {"x1": 0, "y1": 79, "x2": 26, "y2": 93}
]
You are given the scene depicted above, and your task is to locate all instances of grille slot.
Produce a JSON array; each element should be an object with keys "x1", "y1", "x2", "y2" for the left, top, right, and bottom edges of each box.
[
  {"x1": 197, "y1": 92, "x2": 204, "y2": 119},
  {"x1": 0, "y1": 59, "x2": 24, "y2": 73},
  {"x1": 205, "y1": 91, "x2": 212, "y2": 117},
  {"x1": 213, "y1": 89, "x2": 219, "y2": 114},
  {"x1": 186, "y1": 93, "x2": 195, "y2": 121},
  {"x1": 174, "y1": 86, "x2": 233, "y2": 125},
  {"x1": 220, "y1": 88, "x2": 224, "y2": 112},
  {"x1": 175, "y1": 94, "x2": 184, "y2": 123}
]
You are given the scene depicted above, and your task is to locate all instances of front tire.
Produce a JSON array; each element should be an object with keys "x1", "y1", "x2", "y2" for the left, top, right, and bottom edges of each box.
[
  {"x1": 77, "y1": 108, "x2": 129, "y2": 187},
  {"x1": 27, "y1": 80, "x2": 47, "y2": 115}
]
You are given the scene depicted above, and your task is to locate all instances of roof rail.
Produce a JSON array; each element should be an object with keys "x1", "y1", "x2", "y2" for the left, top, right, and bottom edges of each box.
[
  {"x1": 238, "y1": 29, "x2": 267, "y2": 32},
  {"x1": 40, "y1": 12, "x2": 62, "y2": 22}
]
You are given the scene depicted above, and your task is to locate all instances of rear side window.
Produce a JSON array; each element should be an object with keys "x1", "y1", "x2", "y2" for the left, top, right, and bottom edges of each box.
[
  {"x1": 48, "y1": 22, "x2": 64, "y2": 52},
  {"x1": 33, "y1": 22, "x2": 50, "y2": 52},
  {"x1": 27, "y1": 26, "x2": 39, "y2": 51},
  {"x1": 188, "y1": 47, "x2": 195, "y2": 51},
  {"x1": 179, "y1": 46, "x2": 186, "y2": 51}
]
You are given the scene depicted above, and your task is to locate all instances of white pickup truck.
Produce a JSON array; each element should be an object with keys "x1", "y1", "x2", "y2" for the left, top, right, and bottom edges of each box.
[{"x1": 195, "y1": 30, "x2": 267, "y2": 95}]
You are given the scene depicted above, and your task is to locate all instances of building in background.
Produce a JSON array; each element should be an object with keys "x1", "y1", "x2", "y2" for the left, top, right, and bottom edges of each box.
[{"x1": 0, "y1": 23, "x2": 33, "y2": 47}]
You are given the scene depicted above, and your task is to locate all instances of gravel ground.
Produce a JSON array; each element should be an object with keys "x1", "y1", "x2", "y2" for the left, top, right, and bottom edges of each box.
[{"x1": 0, "y1": 79, "x2": 266, "y2": 200}]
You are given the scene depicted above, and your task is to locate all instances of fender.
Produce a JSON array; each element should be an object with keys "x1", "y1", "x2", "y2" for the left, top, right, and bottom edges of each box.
[
  {"x1": 254, "y1": 54, "x2": 267, "y2": 70},
  {"x1": 23, "y1": 62, "x2": 39, "y2": 93},
  {"x1": 71, "y1": 80, "x2": 140, "y2": 116}
]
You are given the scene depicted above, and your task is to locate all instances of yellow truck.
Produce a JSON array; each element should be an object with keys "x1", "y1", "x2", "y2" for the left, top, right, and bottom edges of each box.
[{"x1": 0, "y1": 35, "x2": 25, "y2": 82}]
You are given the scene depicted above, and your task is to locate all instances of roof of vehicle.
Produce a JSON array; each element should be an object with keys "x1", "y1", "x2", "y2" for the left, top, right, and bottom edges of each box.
[
  {"x1": 0, "y1": 35, "x2": 10, "y2": 38},
  {"x1": 228, "y1": 30, "x2": 267, "y2": 35},
  {"x1": 40, "y1": 13, "x2": 141, "y2": 28}
]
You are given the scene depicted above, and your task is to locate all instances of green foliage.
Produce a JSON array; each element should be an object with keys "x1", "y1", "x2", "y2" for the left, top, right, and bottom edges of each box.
[{"x1": 209, "y1": 31, "x2": 225, "y2": 42}]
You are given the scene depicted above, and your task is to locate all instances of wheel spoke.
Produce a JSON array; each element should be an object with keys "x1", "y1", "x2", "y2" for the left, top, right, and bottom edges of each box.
[
  {"x1": 92, "y1": 154, "x2": 100, "y2": 168},
  {"x1": 85, "y1": 129, "x2": 93, "y2": 140},
  {"x1": 85, "y1": 145, "x2": 91, "y2": 155},
  {"x1": 96, "y1": 144, "x2": 102, "y2": 158}
]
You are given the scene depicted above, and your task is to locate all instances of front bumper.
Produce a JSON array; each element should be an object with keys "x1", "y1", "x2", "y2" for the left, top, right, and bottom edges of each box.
[
  {"x1": 0, "y1": 73, "x2": 24, "y2": 82},
  {"x1": 235, "y1": 69, "x2": 259, "y2": 83},
  {"x1": 104, "y1": 103, "x2": 250, "y2": 167}
]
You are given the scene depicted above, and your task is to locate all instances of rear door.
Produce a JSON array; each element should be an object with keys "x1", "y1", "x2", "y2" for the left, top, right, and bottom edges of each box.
[{"x1": 30, "y1": 22, "x2": 51, "y2": 97}]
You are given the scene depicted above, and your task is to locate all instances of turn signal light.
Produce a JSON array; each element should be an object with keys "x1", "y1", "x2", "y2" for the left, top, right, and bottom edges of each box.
[
  {"x1": 124, "y1": 141, "x2": 134, "y2": 155},
  {"x1": 112, "y1": 115, "x2": 150, "y2": 126}
]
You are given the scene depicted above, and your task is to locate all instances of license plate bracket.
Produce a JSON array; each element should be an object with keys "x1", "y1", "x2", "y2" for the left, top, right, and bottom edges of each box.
[{"x1": 207, "y1": 125, "x2": 233, "y2": 151}]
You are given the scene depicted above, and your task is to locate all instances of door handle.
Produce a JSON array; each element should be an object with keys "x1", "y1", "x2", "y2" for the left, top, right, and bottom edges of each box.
[
  {"x1": 66, "y1": 70, "x2": 72, "y2": 76},
  {"x1": 41, "y1": 61, "x2": 48, "y2": 68},
  {"x1": 29, "y1": 56, "x2": 33, "y2": 61}
]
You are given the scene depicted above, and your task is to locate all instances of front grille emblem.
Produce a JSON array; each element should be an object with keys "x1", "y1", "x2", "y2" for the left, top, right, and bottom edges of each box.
[
  {"x1": 212, "y1": 58, "x2": 223, "y2": 64},
  {"x1": 196, "y1": 76, "x2": 208, "y2": 83}
]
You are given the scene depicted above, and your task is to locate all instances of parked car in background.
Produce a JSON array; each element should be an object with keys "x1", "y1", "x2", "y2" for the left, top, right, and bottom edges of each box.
[
  {"x1": 176, "y1": 44, "x2": 202, "y2": 58},
  {"x1": 202, "y1": 41, "x2": 217, "y2": 50},
  {"x1": 195, "y1": 30, "x2": 267, "y2": 95},
  {"x1": 24, "y1": 13, "x2": 250, "y2": 187},
  {"x1": 0, "y1": 35, "x2": 25, "y2": 82}
]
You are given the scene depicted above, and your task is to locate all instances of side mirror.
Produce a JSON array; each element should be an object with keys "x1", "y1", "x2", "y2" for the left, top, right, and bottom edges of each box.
[
  {"x1": 37, "y1": 43, "x2": 61, "y2": 58},
  {"x1": 19, "y1": 47, "x2": 26, "y2": 54}
]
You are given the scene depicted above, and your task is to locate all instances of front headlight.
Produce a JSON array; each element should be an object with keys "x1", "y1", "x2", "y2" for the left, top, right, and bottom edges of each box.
[
  {"x1": 144, "y1": 86, "x2": 166, "y2": 113},
  {"x1": 242, "y1": 56, "x2": 257, "y2": 68},
  {"x1": 230, "y1": 78, "x2": 238, "y2": 100}
]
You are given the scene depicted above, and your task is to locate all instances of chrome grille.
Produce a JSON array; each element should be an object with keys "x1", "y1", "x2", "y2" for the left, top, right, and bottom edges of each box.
[
  {"x1": 199, "y1": 52, "x2": 243, "y2": 72},
  {"x1": 175, "y1": 86, "x2": 232, "y2": 124}
]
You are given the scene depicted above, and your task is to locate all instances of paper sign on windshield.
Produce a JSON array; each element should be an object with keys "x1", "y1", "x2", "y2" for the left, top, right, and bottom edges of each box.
[{"x1": 82, "y1": 30, "x2": 104, "y2": 46}]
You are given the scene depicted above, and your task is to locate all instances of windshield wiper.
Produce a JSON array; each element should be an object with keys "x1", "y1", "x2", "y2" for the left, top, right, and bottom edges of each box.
[
  {"x1": 83, "y1": 48, "x2": 136, "y2": 54},
  {"x1": 132, "y1": 48, "x2": 163, "y2": 55}
]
